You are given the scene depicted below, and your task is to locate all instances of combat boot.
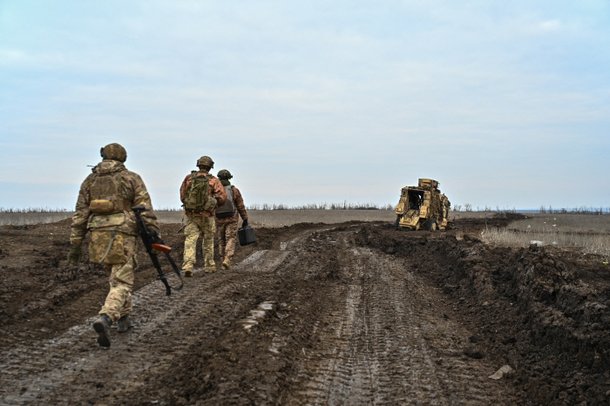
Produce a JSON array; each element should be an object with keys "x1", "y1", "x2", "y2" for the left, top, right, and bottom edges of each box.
[
  {"x1": 93, "y1": 314, "x2": 112, "y2": 347},
  {"x1": 184, "y1": 269, "x2": 193, "y2": 277},
  {"x1": 117, "y1": 315, "x2": 131, "y2": 333},
  {"x1": 221, "y1": 258, "x2": 231, "y2": 270}
]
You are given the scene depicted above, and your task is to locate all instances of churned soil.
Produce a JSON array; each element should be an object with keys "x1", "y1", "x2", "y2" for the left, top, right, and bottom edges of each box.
[{"x1": 0, "y1": 214, "x2": 609, "y2": 405}]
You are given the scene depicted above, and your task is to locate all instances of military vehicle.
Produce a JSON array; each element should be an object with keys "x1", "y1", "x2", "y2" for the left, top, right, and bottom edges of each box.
[{"x1": 394, "y1": 178, "x2": 450, "y2": 231}]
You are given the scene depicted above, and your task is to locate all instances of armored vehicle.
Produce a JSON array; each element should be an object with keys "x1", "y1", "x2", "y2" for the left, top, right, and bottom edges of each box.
[{"x1": 394, "y1": 178, "x2": 450, "y2": 230}]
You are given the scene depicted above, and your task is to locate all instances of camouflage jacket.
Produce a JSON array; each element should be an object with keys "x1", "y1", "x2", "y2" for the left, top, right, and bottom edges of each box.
[
  {"x1": 179, "y1": 170, "x2": 227, "y2": 217},
  {"x1": 216, "y1": 185, "x2": 248, "y2": 224},
  {"x1": 70, "y1": 160, "x2": 159, "y2": 244}
]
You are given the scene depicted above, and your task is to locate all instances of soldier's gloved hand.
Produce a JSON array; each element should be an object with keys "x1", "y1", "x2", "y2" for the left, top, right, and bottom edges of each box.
[
  {"x1": 67, "y1": 243, "x2": 82, "y2": 265},
  {"x1": 242, "y1": 219, "x2": 249, "y2": 228}
]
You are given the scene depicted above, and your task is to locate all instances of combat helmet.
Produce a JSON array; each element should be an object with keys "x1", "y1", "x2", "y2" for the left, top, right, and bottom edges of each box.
[
  {"x1": 100, "y1": 143, "x2": 127, "y2": 162},
  {"x1": 217, "y1": 169, "x2": 233, "y2": 180},
  {"x1": 196, "y1": 155, "x2": 214, "y2": 169}
]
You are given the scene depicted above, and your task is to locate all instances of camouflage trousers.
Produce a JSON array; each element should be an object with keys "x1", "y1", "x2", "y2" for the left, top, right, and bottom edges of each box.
[
  {"x1": 182, "y1": 215, "x2": 216, "y2": 272},
  {"x1": 97, "y1": 234, "x2": 137, "y2": 322},
  {"x1": 216, "y1": 218, "x2": 238, "y2": 264}
]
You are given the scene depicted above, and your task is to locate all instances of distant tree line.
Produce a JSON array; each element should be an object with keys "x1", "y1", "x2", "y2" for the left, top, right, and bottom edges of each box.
[
  {"x1": 246, "y1": 202, "x2": 394, "y2": 210},
  {"x1": 451, "y1": 204, "x2": 609, "y2": 215},
  {"x1": 3, "y1": 204, "x2": 608, "y2": 214},
  {"x1": 537, "y1": 206, "x2": 610, "y2": 215}
]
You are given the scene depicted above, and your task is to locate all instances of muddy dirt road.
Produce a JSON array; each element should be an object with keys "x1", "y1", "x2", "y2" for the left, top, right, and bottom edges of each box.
[{"x1": 1, "y1": 216, "x2": 609, "y2": 404}]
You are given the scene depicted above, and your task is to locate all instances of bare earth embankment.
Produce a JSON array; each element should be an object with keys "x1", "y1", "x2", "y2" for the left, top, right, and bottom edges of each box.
[{"x1": 0, "y1": 211, "x2": 609, "y2": 404}]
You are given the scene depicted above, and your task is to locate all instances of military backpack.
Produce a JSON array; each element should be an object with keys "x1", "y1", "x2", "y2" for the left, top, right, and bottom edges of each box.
[{"x1": 183, "y1": 172, "x2": 216, "y2": 212}]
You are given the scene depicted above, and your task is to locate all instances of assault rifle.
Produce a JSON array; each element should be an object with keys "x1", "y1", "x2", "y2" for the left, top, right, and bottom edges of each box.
[{"x1": 133, "y1": 205, "x2": 183, "y2": 296}]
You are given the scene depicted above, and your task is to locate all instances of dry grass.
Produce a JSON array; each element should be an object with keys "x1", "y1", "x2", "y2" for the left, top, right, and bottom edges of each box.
[
  {"x1": 0, "y1": 212, "x2": 73, "y2": 226},
  {"x1": 480, "y1": 214, "x2": 610, "y2": 257},
  {"x1": 481, "y1": 228, "x2": 610, "y2": 256},
  {"x1": 507, "y1": 213, "x2": 610, "y2": 234}
]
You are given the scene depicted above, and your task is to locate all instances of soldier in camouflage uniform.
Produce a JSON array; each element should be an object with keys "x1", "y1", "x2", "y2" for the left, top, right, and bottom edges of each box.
[
  {"x1": 440, "y1": 194, "x2": 451, "y2": 230},
  {"x1": 179, "y1": 155, "x2": 226, "y2": 276},
  {"x1": 67, "y1": 143, "x2": 160, "y2": 348},
  {"x1": 215, "y1": 169, "x2": 249, "y2": 270}
]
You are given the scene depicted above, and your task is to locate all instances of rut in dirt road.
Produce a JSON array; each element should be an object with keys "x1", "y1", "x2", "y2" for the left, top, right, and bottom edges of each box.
[
  {"x1": 278, "y1": 228, "x2": 516, "y2": 405},
  {"x1": 1, "y1": 224, "x2": 518, "y2": 405}
]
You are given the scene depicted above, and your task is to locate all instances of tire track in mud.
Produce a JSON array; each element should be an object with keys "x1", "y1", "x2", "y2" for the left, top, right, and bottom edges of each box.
[
  {"x1": 283, "y1": 230, "x2": 517, "y2": 405},
  {"x1": 0, "y1": 230, "x2": 313, "y2": 405}
]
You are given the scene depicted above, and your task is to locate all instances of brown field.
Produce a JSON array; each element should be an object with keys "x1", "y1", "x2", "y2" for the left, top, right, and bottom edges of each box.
[
  {"x1": 1, "y1": 210, "x2": 609, "y2": 404},
  {"x1": 5, "y1": 210, "x2": 606, "y2": 256},
  {"x1": 0, "y1": 209, "x2": 398, "y2": 227},
  {"x1": 0, "y1": 208, "x2": 494, "y2": 227}
]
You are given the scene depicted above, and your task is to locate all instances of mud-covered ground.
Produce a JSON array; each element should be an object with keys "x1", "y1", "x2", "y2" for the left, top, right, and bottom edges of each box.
[{"x1": 1, "y1": 214, "x2": 609, "y2": 405}]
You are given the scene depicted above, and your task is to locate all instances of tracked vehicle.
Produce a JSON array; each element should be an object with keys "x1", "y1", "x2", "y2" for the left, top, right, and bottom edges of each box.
[{"x1": 394, "y1": 178, "x2": 450, "y2": 231}]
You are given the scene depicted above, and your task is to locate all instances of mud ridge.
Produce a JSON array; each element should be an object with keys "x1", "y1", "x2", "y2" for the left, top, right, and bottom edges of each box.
[{"x1": 356, "y1": 224, "x2": 610, "y2": 404}]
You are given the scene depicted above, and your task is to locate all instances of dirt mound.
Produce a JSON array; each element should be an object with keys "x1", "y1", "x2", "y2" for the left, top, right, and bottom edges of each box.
[{"x1": 356, "y1": 223, "x2": 610, "y2": 404}]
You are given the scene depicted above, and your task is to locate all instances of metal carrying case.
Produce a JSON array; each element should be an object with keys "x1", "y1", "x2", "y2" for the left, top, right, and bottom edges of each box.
[{"x1": 238, "y1": 225, "x2": 257, "y2": 246}]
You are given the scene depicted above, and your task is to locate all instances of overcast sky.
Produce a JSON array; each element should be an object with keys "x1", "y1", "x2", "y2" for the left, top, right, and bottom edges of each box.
[{"x1": 1, "y1": 0, "x2": 609, "y2": 210}]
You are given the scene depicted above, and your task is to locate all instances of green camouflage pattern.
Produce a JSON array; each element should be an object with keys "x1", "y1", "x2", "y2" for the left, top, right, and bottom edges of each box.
[
  {"x1": 89, "y1": 230, "x2": 130, "y2": 264},
  {"x1": 217, "y1": 169, "x2": 232, "y2": 180},
  {"x1": 70, "y1": 160, "x2": 159, "y2": 245},
  {"x1": 196, "y1": 155, "x2": 214, "y2": 168},
  {"x1": 69, "y1": 158, "x2": 158, "y2": 323},
  {"x1": 179, "y1": 169, "x2": 226, "y2": 216},
  {"x1": 182, "y1": 215, "x2": 216, "y2": 272},
  {"x1": 98, "y1": 235, "x2": 137, "y2": 321},
  {"x1": 100, "y1": 143, "x2": 127, "y2": 162},
  {"x1": 183, "y1": 173, "x2": 216, "y2": 212}
]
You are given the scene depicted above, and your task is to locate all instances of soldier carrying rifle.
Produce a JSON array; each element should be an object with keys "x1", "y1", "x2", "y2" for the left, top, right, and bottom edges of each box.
[{"x1": 67, "y1": 143, "x2": 161, "y2": 348}]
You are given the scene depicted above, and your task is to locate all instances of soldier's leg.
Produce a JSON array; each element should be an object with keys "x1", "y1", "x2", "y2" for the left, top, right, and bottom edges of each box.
[
  {"x1": 95, "y1": 235, "x2": 136, "y2": 346},
  {"x1": 117, "y1": 254, "x2": 137, "y2": 332},
  {"x1": 202, "y1": 216, "x2": 216, "y2": 272},
  {"x1": 222, "y1": 220, "x2": 239, "y2": 269},
  {"x1": 216, "y1": 221, "x2": 226, "y2": 260},
  {"x1": 182, "y1": 217, "x2": 200, "y2": 273},
  {"x1": 99, "y1": 236, "x2": 137, "y2": 321}
]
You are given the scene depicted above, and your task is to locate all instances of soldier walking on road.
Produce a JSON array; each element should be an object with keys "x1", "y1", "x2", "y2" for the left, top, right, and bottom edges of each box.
[
  {"x1": 179, "y1": 155, "x2": 226, "y2": 276},
  {"x1": 215, "y1": 169, "x2": 249, "y2": 270},
  {"x1": 67, "y1": 143, "x2": 161, "y2": 348}
]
